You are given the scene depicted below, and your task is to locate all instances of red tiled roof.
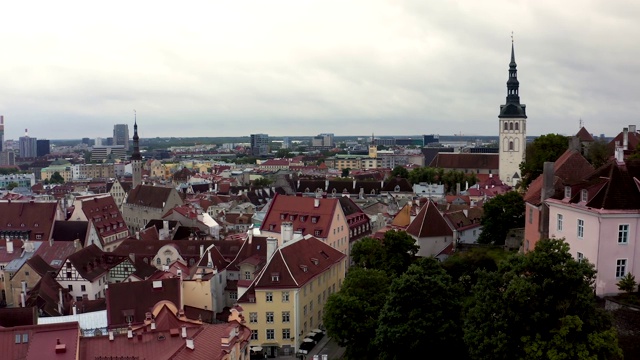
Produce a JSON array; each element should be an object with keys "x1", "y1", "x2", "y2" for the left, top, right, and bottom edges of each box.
[
  {"x1": 260, "y1": 194, "x2": 338, "y2": 238},
  {"x1": 0, "y1": 321, "x2": 80, "y2": 360},
  {"x1": 523, "y1": 149, "x2": 594, "y2": 205},
  {"x1": 429, "y1": 153, "x2": 499, "y2": 170},
  {"x1": 78, "y1": 195, "x2": 128, "y2": 243},
  {"x1": 125, "y1": 184, "x2": 180, "y2": 209},
  {"x1": 106, "y1": 278, "x2": 182, "y2": 329},
  {"x1": 0, "y1": 200, "x2": 59, "y2": 241},
  {"x1": 239, "y1": 237, "x2": 345, "y2": 298},
  {"x1": 576, "y1": 127, "x2": 595, "y2": 142},
  {"x1": 406, "y1": 200, "x2": 453, "y2": 238}
]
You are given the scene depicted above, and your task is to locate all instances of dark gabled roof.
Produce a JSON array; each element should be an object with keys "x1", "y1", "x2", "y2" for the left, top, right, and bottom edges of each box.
[
  {"x1": 125, "y1": 184, "x2": 177, "y2": 208},
  {"x1": 26, "y1": 255, "x2": 56, "y2": 276},
  {"x1": 576, "y1": 127, "x2": 595, "y2": 142},
  {"x1": 428, "y1": 153, "x2": 499, "y2": 170},
  {"x1": 564, "y1": 159, "x2": 640, "y2": 210},
  {"x1": 524, "y1": 149, "x2": 594, "y2": 205},
  {"x1": 421, "y1": 147, "x2": 454, "y2": 166},
  {"x1": 0, "y1": 307, "x2": 37, "y2": 327},
  {"x1": 26, "y1": 273, "x2": 71, "y2": 317},
  {"x1": 51, "y1": 220, "x2": 89, "y2": 242},
  {"x1": 106, "y1": 278, "x2": 182, "y2": 328},
  {"x1": 113, "y1": 239, "x2": 244, "y2": 264},
  {"x1": 63, "y1": 245, "x2": 127, "y2": 282},
  {"x1": 0, "y1": 201, "x2": 59, "y2": 241},
  {"x1": 406, "y1": 200, "x2": 453, "y2": 238},
  {"x1": 227, "y1": 235, "x2": 268, "y2": 272},
  {"x1": 381, "y1": 177, "x2": 413, "y2": 192}
]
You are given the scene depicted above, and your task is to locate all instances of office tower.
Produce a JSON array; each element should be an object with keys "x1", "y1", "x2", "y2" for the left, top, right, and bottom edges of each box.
[
  {"x1": 37, "y1": 139, "x2": 50, "y2": 157},
  {"x1": 113, "y1": 124, "x2": 130, "y2": 150},
  {"x1": 250, "y1": 133, "x2": 269, "y2": 156},
  {"x1": 82, "y1": 137, "x2": 90, "y2": 145},
  {"x1": 18, "y1": 129, "x2": 37, "y2": 158}
]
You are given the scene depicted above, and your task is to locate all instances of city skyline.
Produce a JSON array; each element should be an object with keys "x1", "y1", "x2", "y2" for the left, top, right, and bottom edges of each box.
[{"x1": 0, "y1": 1, "x2": 638, "y2": 139}]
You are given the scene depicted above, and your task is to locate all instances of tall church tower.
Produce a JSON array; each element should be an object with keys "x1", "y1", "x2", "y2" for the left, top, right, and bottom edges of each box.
[
  {"x1": 131, "y1": 114, "x2": 142, "y2": 188},
  {"x1": 498, "y1": 40, "x2": 526, "y2": 186}
]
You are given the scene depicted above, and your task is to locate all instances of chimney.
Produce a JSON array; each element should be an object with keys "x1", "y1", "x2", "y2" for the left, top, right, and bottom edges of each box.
[
  {"x1": 73, "y1": 239, "x2": 80, "y2": 249},
  {"x1": 21, "y1": 280, "x2": 27, "y2": 294},
  {"x1": 281, "y1": 222, "x2": 293, "y2": 243},
  {"x1": 58, "y1": 288, "x2": 64, "y2": 313},
  {"x1": 49, "y1": 237, "x2": 54, "y2": 247},
  {"x1": 72, "y1": 304, "x2": 77, "y2": 315},
  {"x1": 151, "y1": 319, "x2": 156, "y2": 330},
  {"x1": 314, "y1": 197, "x2": 320, "y2": 208},
  {"x1": 55, "y1": 339, "x2": 67, "y2": 354},
  {"x1": 127, "y1": 327, "x2": 133, "y2": 339},
  {"x1": 456, "y1": 183, "x2": 461, "y2": 195},
  {"x1": 6, "y1": 240, "x2": 13, "y2": 254},
  {"x1": 109, "y1": 330, "x2": 114, "y2": 341},
  {"x1": 199, "y1": 244, "x2": 204, "y2": 257},
  {"x1": 630, "y1": 125, "x2": 637, "y2": 133},
  {"x1": 623, "y1": 127, "x2": 629, "y2": 150},
  {"x1": 207, "y1": 250, "x2": 213, "y2": 268},
  {"x1": 129, "y1": 253, "x2": 135, "y2": 264},
  {"x1": 20, "y1": 292, "x2": 26, "y2": 308},
  {"x1": 569, "y1": 136, "x2": 580, "y2": 151},
  {"x1": 181, "y1": 325, "x2": 187, "y2": 338},
  {"x1": 615, "y1": 143, "x2": 625, "y2": 163},
  {"x1": 266, "y1": 237, "x2": 277, "y2": 260},
  {"x1": 186, "y1": 338, "x2": 195, "y2": 350}
]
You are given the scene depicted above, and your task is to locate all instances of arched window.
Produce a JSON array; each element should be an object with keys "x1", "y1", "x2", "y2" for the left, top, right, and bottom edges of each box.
[
  {"x1": 189, "y1": 258, "x2": 195, "y2": 266},
  {"x1": 515, "y1": 122, "x2": 519, "y2": 131},
  {"x1": 509, "y1": 141, "x2": 514, "y2": 151},
  {"x1": 166, "y1": 257, "x2": 171, "y2": 265},
  {"x1": 509, "y1": 122, "x2": 514, "y2": 130},
  {"x1": 156, "y1": 258, "x2": 161, "y2": 265},
  {"x1": 504, "y1": 122, "x2": 508, "y2": 131}
]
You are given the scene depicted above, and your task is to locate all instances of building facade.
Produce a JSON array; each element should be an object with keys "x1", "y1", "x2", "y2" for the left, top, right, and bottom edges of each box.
[
  {"x1": 113, "y1": 124, "x2": 130, "y2": 150},
  {"x1": 498, "y1": 42, "x2": 527, "y2": 186},
  {"x1": 251, "y1": 134, "x2": 269, "y2": 157}
]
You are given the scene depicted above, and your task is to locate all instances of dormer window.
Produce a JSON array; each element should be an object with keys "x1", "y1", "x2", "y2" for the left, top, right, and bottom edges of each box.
[
  {"x1": 311, "y1": 217, "x2": 318, "y2": 224},
  {"x1": 269, "y1": 224, "x2": 276, "y2": 231},
  {"x1": 271, "y1": 273, "x2": 280, "y2": 282},
  {"x1": 394, "y1": 185, "x2": 401, "y2": 192},
  {"x1": 581, "y1": 189, "x2": 588, "y2": 202},
  {"x1": 300, "y1": 216, "x2": 306, "y2": 222},
  {"x1": 300, "y1": 265, "x2": 308, "y2": 272},
  {"x1": 564, "y1": 186, "x2": 571, "y2": 199},
  {"x1": 311, "y1": 258, "x2": 319, "y2": 265}
]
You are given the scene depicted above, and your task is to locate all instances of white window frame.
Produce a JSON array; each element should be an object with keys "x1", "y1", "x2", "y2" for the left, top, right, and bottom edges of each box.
[
  {"x1": 557, "y1": 214, "x2": 563, "y2": 232},
  {"x1": 577, "y1": 219, "x2": 584, "y2": 239},
  {"x1": 618, "y1": 224, "x2": 629, "y2": 244},
  {"x1": 616, "y1": 259, "x2": 627, "y2": 278},
  {"x1": 266, "y1": 292, "x2": 273, "y2": 302},
  {"x1": 266, "y1": 329, "x2": 275, "y2": 340},
  {"x1": 577, "y1": 252, "x2": 584, "y2": 263}
]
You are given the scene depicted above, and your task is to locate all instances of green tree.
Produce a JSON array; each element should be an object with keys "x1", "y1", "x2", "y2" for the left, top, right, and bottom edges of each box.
[
  {"x1": 477, "y1": 191, "x2": 525, "y2": 245},
  {"x1": 275, "y1": 148, "x2": 291, "y2": 158},
  {"x1": 323, "y1": 268, "x2": 390, "y2": 360},
  {"x1": 617, "y1": 273, "x2": 637, "y2": 294},
  {"x1": 390, "y1": 165, "x2": 409, "y2": 179},
  {"x1": 519, "y1": 134, "x2": 569, "y2": 188},
  {"x1": 463, "y1": 238, "x2": 623, "y2": 360},
  {"x1": 49, "y1": 171, "x2": 65, "y2": 184},
  {"x1": 252, "y1": 177, "x2": 272, "y2": 187},
  {"x1": 341, "y1": 168, "x2": 351, "y2": 177},
  {"x1": 6, "y1": 182, "x2": 19, "y2": 190},
  {"x1": 351, "y1": 231, "x2": 418, "y2": 276},
  {"x1": 375, "y1": 258, "x2": 466, "y2": 359},
  {"x1": 442, "y1": 247, "x2": 511, "y2": 293},
  {"x1": 586, "y1": 139, "x2": 610, "y2": 169},
  {"x1": 351, "y1": 237, "x2": 385, "y2": 269}
]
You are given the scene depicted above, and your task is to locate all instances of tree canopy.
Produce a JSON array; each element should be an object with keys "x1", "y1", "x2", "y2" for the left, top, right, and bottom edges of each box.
[
  {"x1": 351, "y1": 231, "x2": 418, "y2": 276},
  {"x1": 49, "y1": 171, "x2": 65, "y2": 184},
  {"x1": 477, "y1": 191, "x2": 525, "y2": 245},
  {"x1": 390, "y1": 165, "x2": 409, "y2": 179},
  {"x1": 463, "y1": 238, "x2": 622, "y2": 360},
  {"x1": 407, "y1": 167, "x2": 477, "y2": 194},
  {"x1": 519, "y1": 133, "x2": 569, "y2": 188},
  {"x1": 586, "y1": 139, "x2": 610, "y2": 169},
  {"x1": 323, "y1": 268, "x2": 390, "y2": 360},
  {"x1": 375, "y1": 258, "x2": 465, "y2": 359}
]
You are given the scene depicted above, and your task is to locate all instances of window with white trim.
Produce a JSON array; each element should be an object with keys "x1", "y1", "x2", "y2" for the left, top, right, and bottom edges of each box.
[
  {"x1": 282, "y1": 291, "x2": 289, "y2": 302},
  {"x1": 616, "y1": 259, "x2": 627, "y2": 278},
  {"x1": 581, "y1": 189, "x2": 588, "y2": 202},
  {"x1": 249, "y1": 312, "x2": 257, "y2": 323},
  {"x1": 266, "y1": 329, "x2": 275, "y2": 340},
  {"x1": 265, "y1": 292, "x2": 273, "y2": 302},
  {"x1": 618, "y1": 224, "x2": 629, "y2": 244},
  {"x1": 557, "y1": 214, "x2": 563, "y2": 231},
  {"x1": 577, "y1": 252, "x2": 584, "y2": 263},
  {"x1": 577, "y1": 219, "x2": 584, "y2": 239},
  {"x1": 266, "y1": 312, "x2": 274, "y2": 323},
  {"x1": 251, "y1": 330, "x2": 258, "y2": 340}
]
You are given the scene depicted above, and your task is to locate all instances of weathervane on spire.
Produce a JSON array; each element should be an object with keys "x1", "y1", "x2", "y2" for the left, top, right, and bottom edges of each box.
[{"x1": 511, "y1": 31, "x2": 514, "y2": 43}]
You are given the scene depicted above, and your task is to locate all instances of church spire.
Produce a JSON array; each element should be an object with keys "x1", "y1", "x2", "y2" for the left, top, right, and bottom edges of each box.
[
  {"x1": 499, "y1": 38, "x2": 526, "y2": 118},
  {"x1": 131, "y1": 110, "x2": 141, "y2": 161}
]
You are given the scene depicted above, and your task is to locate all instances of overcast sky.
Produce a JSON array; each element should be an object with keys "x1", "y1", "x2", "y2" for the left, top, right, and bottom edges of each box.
[{"x1": 1, "y1": 1, "x2": 638, "y2": 139}]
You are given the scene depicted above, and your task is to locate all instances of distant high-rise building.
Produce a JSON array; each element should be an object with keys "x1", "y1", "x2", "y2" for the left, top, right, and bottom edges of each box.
[
  {"x1": 0, "y1": 115, "x2": 4, "y2": 152},
  {"x1": 82, "y1": 137, "x2": 91, "y2": 146},
  {"x1": 311, "y1": 133, "x2": 335, "y2": 148},
  {"x1": 18, "y1": 129, "x2": 37, "y2": 158},
  {"x1": 36, "y1": 139, "x2": 50, "y2": 157},
  {"x1": 113, "y1": 124, "x2": 130, "y2": 150},
  {"x1": 422, "y1": 134, "x2": 439, "y2": 147},
  {"x1": 282, "y1": 137, "x2": 291, "y2": 149},
  {"x1": 250, "y1": 133, "x2": 269, "y2": 156},
  {"x1": 106, "y1": 137, "x2": 114, "y2": 146}
]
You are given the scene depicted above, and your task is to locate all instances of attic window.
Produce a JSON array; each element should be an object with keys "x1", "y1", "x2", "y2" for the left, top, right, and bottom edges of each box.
[
  {"x1": 271, "y1": 273, "x2": 280, "y2": 282},
  {"x1": 314, "y1": 230, "x2": 321, "y2": 236},
  {"x1": 311, "y1": 258, "x2": 319, "y2": 265},
  {"x1": 311, "y1": 217, "x2": 318, "y2": 224},
  {"x1": 581, "y1": 189, "x2": 588, "y2": 202},
  {"x1": 300, "y1": 265, "x2": 308, "y2": 272},
  {"x1": 300, "y1": 216, "x2": 306, "y2": 222},
  {"x1": 564, "y1": 186, "x2": 571, "y2": 199},
  {"x1": 394, "y1": 185, "x2": 401, "y2": 192},
  {"x1": 269, "y1": 224, "x2": 276, "y2": 231}
]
